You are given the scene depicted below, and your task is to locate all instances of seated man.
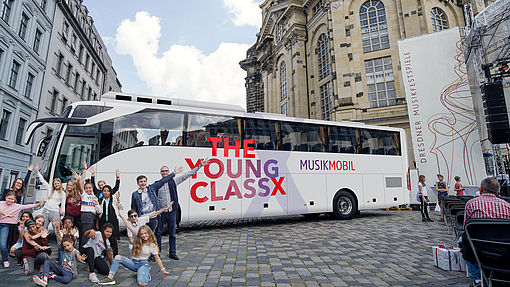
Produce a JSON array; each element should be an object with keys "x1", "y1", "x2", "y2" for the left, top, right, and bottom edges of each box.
[{"x1": 460, "y1": 177, "x2": 510, "y2": 287}]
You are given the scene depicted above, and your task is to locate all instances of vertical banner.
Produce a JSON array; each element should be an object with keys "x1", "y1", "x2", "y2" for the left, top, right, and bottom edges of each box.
[{"x1": 398, "y1": 27, "x2": 486, "y2": 192}]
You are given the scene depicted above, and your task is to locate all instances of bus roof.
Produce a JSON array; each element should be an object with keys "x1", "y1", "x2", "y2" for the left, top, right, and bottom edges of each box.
[{"x1": 88, "y1": 92, "x2": 402, "y2": 133}]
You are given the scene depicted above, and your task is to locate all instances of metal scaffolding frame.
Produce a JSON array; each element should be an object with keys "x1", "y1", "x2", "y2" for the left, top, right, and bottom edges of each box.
[{"x1": 464, "y1": 0, "x2": 510, "y2": 179}]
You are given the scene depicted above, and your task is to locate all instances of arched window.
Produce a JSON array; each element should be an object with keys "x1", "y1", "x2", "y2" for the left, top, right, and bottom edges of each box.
[
  {"x1": 360, "y1": 0, "x2": 389, "y2": 53},
  {"x1": 280, "y1": 61, "x2": 287, "y2": 101},
  {"x1": 431, "y1": 7, "x2": 448, "y2": 32},
  {"x1": 317, "y1": 33, "x2": 330, "y2": 80}
]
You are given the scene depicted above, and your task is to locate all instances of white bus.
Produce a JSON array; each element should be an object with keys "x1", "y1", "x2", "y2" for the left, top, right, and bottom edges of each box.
[{"x1": 26, "y1": 92, "x2": 409, "y2": 223}]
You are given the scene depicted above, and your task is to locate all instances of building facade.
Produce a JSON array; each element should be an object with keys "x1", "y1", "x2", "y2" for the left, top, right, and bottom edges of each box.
[
  {"x1": 241, "y1": 0, "x2": 468, "y2": 164},
  {"x1": 33, "y1": 0, "x2": 121, "y2": 163},
  {"x1": 0, "y1": 0, "x2": 56, "y2": 193}
]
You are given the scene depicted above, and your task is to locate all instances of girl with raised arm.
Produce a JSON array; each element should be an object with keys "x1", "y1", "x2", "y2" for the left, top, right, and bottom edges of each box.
[
  {"x1": 35, "y1": 164, "x2": 66, "y2": 231},
  {"x1": 98, "y1": 222, "x2": 168, "y2": 286},
  {"x1": 0, "y1": 192, "x2": 44, "y2": 268}
]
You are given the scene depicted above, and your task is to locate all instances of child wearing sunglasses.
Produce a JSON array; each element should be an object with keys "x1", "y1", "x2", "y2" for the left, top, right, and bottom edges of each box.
[{"x1": 123, "y1": 203, "x2": 173, "y2": 253}]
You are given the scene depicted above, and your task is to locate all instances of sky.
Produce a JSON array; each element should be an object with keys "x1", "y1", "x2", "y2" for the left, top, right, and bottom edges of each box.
[{"x1": 84, "y1": 0, "x2": 264, "y2": 108}]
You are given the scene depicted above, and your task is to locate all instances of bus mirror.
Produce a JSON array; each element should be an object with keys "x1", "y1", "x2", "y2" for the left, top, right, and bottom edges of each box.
[
  {"x1": 36, "y1": 134, "x2": 52, "y2": 157},
  {"x1": 24, "y1": 117, "x2": 87, "y2": 145}
]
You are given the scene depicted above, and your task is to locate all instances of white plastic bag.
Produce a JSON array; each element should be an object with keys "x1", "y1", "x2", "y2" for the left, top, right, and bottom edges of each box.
[{"x1": 435, "y1": 202, "x2": 441, "y2": 212}]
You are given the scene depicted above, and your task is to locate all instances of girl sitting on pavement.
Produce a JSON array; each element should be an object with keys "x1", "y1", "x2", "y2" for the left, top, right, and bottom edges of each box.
[
  {"x1": 52, "y1": 216, "x2": 79, "y2": 265},
  {"x1": 80, "y1": 223, "x2": 114, "y2": 283},
  {"x1": 11, "y1": 211, "x2": 33, "y2": 265},
  {"x1": 123, "y1": 202, "x2": 173, "y2": 254},
  {"x1": 0, "y1": 192, "x2": 44, "y2": 268},
  {"x1": 98, "y1": 224, "x2": 169, "y2": 286},
  {"x1": 33, "y1": 235, "x2": 87, "y2": 286},
  {"x1": 22, "y1": 219, "x2": 51, "y2": 275}
]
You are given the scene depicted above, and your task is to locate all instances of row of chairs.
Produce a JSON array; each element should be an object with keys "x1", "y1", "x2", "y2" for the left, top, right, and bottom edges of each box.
[
  {"x1": 464, "y1": 218, "x2": 510, "y2": 287},
  {"x1": 442, "y1": 195, "x2": 474, "y2": 238}
]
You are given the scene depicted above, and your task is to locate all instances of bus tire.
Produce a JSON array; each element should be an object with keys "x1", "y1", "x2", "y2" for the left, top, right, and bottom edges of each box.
[{"x1": 332, "y1": 190, "x2": 357, "y2": 219}]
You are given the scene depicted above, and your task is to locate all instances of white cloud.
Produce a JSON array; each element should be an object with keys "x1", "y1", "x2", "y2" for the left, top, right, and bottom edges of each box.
[
  {"x1": 114, "y1": 11, "x2": 249, "y2": 107},
  {"x1": 223, "y1": 0, "x2": 263, "y2": 27}
]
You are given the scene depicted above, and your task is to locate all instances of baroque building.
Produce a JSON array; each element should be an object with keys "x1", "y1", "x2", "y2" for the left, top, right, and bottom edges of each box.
[
  {"x1": 241, "y1": 0, "x2": 469, "y2": 164},
  {"x1": 0, "y1": 0, "x2": 56, "y2": 194}
]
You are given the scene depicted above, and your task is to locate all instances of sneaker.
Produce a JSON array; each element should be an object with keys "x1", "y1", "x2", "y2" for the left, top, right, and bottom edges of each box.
[
  {"x1": 98, "y1": 277, "x2": 116, "y2": 285},
  {"x1": 3, "y1": 261, "x2": 9, "y2": 268},
  {"x1": 89, "y1": 272, "x2": 100, "y2": 283},
  {"x1": 426, "y1": 218, "x2": 434, "y2": 222},
  {"x1": 32, "y1": 275, "x2": 48, "y2": 287},
  {"x1": 49, "y1": 272, "x2": 57, "y2": 279}
]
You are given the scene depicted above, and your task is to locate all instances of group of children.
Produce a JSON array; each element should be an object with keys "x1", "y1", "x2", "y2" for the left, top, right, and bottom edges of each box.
[{"x1": 0, "y1": 163, "x2": 172, "y2": 286}]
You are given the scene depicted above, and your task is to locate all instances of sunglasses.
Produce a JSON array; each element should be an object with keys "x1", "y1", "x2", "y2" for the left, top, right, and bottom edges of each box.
[
  {"x1": 129, "y1": 214, "x2": 138, "y2": 218},
  {"x1": 160, "y1": 169, "x2": 169, "y2": 172}
]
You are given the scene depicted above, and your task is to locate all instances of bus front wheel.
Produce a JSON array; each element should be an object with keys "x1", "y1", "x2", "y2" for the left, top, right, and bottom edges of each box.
[{"x1": 333, "y1": 191, "x2": 357, "y2": 219}]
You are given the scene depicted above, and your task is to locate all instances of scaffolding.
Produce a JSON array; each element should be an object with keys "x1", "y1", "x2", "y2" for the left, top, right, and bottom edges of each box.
[{"x1": 464, "y1": 0, "x2": 510, "y2": 181}]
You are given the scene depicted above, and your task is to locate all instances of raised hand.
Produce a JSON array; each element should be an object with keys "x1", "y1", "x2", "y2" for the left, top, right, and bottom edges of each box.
[
  {"x1": 72, "y1": 171, "x2": 80, "y2": 180},
  {"x1": 200, "y1": 158, "x2": 211, "y2": 167},
  {"x1": 40, "y1": 229, "x2": 49, "y2": 239},
  {"x1": 115, "y1": 192, "x2": 120, "y2": 202},
  {"x1": 83, "y1": 161, "x2": 88, "y2": 170},
  {"x1": 28, "y1": 164, "x2": 33, "y2": 171},
  {"x1": 90, "y1": 165, "x2": 95, "y2": 176},
  {"x1": 18, "y1": 219, "x2": 25, "y2": 227},
  {"x1": 116, "y1": 169, "x2": 120, "y2": 179},
  {"x1": 71, "y1": 227, "x2": 78, "y2": 235},
  {"x1": 35, "y1": 164, "x2": 39, "y2": 173},
  {"x1": 174, "y1": 166, "x2": 184, "y2": 174}
]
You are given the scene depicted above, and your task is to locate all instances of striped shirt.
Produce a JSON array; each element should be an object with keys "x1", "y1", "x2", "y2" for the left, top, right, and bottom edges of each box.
[{"x1": 463, "y1": 193, "x2": 510, "y2": 225}]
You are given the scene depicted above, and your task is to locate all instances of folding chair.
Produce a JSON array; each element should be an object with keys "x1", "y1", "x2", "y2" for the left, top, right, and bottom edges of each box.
[
  {"x1": 453, "y1": 211, "x2": 464, "y2": 239},
  {"x1": 447, "y1": 204, "x2": 465, "y2": 236},
  {"x1": 465, "y1": 218, "x2": 510, "y2": 287}
]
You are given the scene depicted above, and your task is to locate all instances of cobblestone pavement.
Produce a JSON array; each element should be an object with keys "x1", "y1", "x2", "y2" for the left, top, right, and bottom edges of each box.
[{"x1": 0, "y1": 209, "x2": 472, "y2": 287}]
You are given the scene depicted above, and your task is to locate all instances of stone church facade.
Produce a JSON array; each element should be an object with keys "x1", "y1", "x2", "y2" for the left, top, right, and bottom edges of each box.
[{"x1": 240, "y1": 0, "x2": 469, "y2": 164}]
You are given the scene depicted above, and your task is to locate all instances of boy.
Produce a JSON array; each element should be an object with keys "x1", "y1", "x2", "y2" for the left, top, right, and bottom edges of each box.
[
  {"x1": 33, "y1": 235, "x2": 86, "y2": 286},
  {"x1": 124, "y1": 202, "x2": 173, "y2": 252}
]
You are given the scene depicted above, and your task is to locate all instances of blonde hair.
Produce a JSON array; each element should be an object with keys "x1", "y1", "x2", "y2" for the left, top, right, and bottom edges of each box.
[
  {"x1": 48, "y1": 178, "x2": 64, "y2": 200},
  {"x1": 66, "y1": 180, "x2": 81, "y2": 201},
  {"x1": 418, "y1": 175, "x2": 426, "y2": 186},
  {"x1": 131, "y1": 225, "x2": 158, "y2": 258}
]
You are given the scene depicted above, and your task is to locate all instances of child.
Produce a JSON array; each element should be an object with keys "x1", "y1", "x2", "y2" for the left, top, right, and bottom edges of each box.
[
  {"x1": 454, "y1": 176, "x2": 465, "y2": 197},
  {"x1": 65, "y1": 172, "x2": 83, "y2": 246},
  {"x1": 123, "y1": 202, "x2": 173, "y2": 253},
  {"x1": 52, "y1": 217, "x2": 79, "y2": 265},
  {"x1": 80, "y1": 181, "x2": 101, "y2": 248},
  {"x1": 32, "y1": 235, "x2": 87, "y2": 286},
  {"x1": 80, "y1": 223, "x2": 114, "y2": 283},
  {"x1": 98, "y1": 225, "x2": 168, "y2": 286},
  {"x1": 435, "y1": 174, "x2": 449, "y2": 221},
  {"x1": 0, "y1": 191, "x2": 44, "y2": 268},
  {"x1": 98, "y1": 186, "x2": 122, "y2": 255},
  {"x1": 11, "y1": 211, "x2": 33, "y2": 265},
  {"x1": 90, "y1": 166, "x2": 120, "y2": 199},
  {"x1": 22, "y1": 219, "x2": 50, "y2": 275},
  {"x1": 36, "y1": 164, "x2": 66, "y2": 231}
]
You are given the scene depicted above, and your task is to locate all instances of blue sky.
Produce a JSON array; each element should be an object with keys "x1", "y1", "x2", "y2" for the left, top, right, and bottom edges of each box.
[{"x1": 85, "y1": 0, "x2": 263, "y2": 107}]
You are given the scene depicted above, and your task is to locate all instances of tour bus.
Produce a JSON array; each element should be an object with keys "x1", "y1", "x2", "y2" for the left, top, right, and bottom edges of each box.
[{"x1": 26, "y1": 92, "x2": 409, "y2": 223}]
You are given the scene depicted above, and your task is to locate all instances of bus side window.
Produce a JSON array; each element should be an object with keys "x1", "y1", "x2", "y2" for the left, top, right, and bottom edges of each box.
[
  {"x1": 329, "y1": 126, "x2": 357, "y2": 154},
  {"x1": 244, "y1": 118, "x2": 277, "y2": 151},
  {"x1": 186, "y1": 114, "x2": 240, "y2": 148}
]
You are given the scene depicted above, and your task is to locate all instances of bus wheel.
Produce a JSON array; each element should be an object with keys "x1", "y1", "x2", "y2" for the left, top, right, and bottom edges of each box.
[{"x1": 333, "y1": 191, "x2": 357, "y2": 219}]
